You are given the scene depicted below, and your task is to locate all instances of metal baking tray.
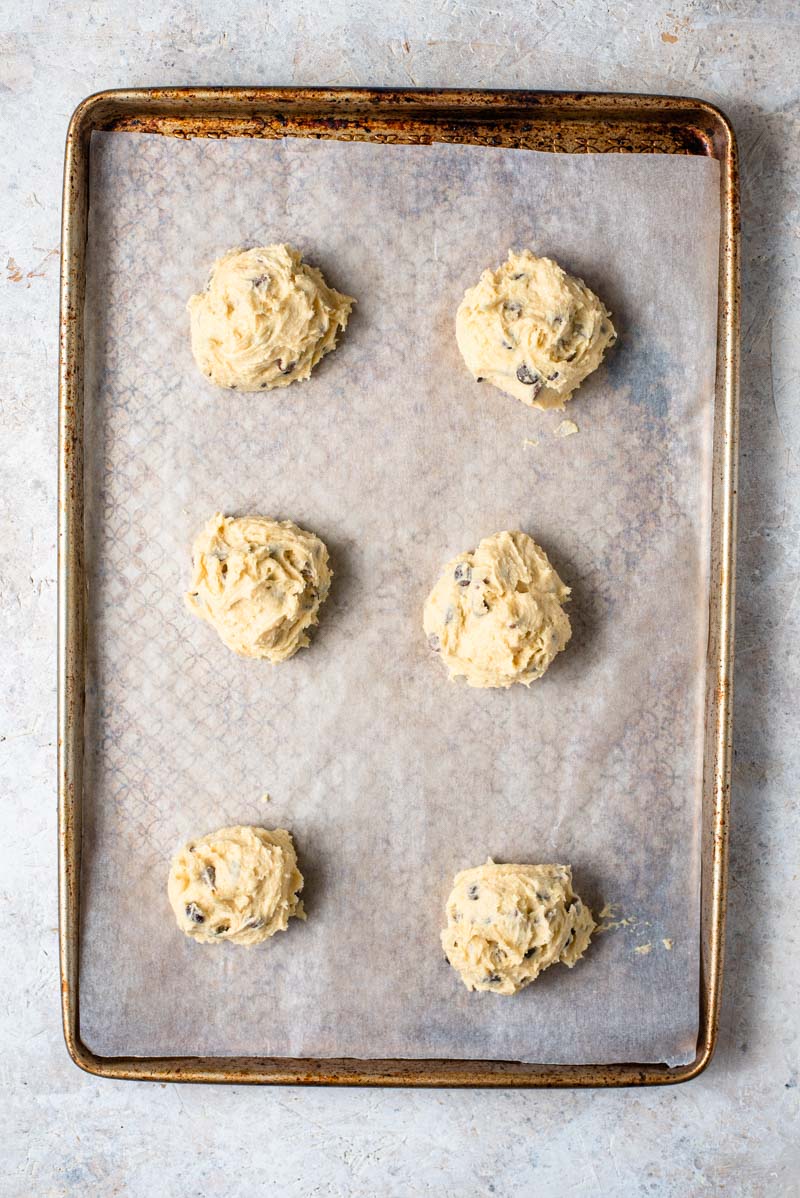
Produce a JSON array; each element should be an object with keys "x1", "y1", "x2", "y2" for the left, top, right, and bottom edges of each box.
[{"x1": 58, "y1": 87, "x2": 739, "y2": 1087}]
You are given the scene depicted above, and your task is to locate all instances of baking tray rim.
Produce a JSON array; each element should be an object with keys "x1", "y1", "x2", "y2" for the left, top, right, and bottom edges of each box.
[{"x1": 58, "y1": 85, "x2": 739, "y2": 1087}]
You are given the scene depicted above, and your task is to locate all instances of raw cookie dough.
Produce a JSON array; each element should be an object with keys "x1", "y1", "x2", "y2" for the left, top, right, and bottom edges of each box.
[
  {"x1": 456, "y1": 249, "x2": 616, "y2": 409},
  {"x1": 168, "y1": 825, "x2": 305, "y2": 946},
  {"x1": 442, "y1": 861, "x2": 595, "y2": 994},
  {"x1": 186, "y1": 512, "x2": 332, "y2": 662},
  {"x1": 188, "y1": 244, "x2": 354, "y2": 391},
  {"x1": 423, "y1": 530, "x2": 571, "y2": 688}
]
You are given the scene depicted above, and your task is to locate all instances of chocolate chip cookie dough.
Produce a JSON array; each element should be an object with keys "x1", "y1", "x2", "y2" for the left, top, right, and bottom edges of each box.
[
  {"x1": 442, "y1": 861, "x2": 595, "y2": 994},
  {"x1": 423, "y1": 530, "x2": 571, "y2": 688},
  {"x1": 188, "y1": 244, "x2": 354, "y2": 391},
  {"x1": 186, "y1": 513, "x2": 332, "y2": 662},
  {"x1": 456, "y1": 249, "x2": 616, "y2": 409},
  {"x1": 168, "y1": 825, "x2": 305, "y2": 946}
]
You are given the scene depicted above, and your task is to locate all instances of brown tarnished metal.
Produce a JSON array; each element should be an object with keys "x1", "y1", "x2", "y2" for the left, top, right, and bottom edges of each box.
[{"x1": 58, "y1": 87, "x2": 738, "y2": 1087}]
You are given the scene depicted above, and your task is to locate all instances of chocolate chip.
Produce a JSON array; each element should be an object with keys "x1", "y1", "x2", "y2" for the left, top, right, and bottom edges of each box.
[
  {"x1": 245, "y1": 918, "x2": 265, "y2": 930},
  {"x1": 428, "y1": 633, "x2": 441, "y2": 651},
  {"x1": 566, "y1": 351, "x2": 577, "y2": 362},
  {"x1": 278, "y1": 360, "x2": 297, "y2": 375},
  {"x1": 504, "y1": 301, "x2": 522, "y2": 316},
  {"x1": 512, "y1": 273, "x2": 527, "y2": 281},
  {"x1": 524, "y1": 947, "x2": 537, "y2": 959},
  {"x1": 215, "y1": 924, "x2": 230, "y2": 936},
  {"x1": 467, "y1": 884, "x2": 480, "y2": 900},
  {"x1": 552, "y1": 315, "x2": 564, "y2": 326},
  {"x1": 185, "y1": 902, "x2": 205, "y2": 924},
  {"x1": 260, "y1": 382, "x2": 269, "y2": 389},
  {"x1": 476, "y1": 376, "x2": 485, "y2": 382},
  {"x1": 200, "y1": 865, "x2": 216, "y2": 889},
  {"x1": 516, "y1": 364, "x2": 540, "y2": 386},
  {"x1": 501, "y1": 339, "x2": 514, "y2": 350},
  {"x1": 485, "y1": 973, "x2": 502, "y2": 984},
  {"x1": 454, "y1": 563, "x2": 472, "y2": 587},
  {"x1": 547, "y1": 371, "x2": 559, "y2": 381},
  {"x1": 252, "y1": 275, "x2": 270, "y2": 288}
]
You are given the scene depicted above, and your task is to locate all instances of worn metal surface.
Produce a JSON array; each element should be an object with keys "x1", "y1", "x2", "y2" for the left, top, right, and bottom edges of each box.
[{"x1": 57, "y1": 86, "x2": 739, "y2": 1088}]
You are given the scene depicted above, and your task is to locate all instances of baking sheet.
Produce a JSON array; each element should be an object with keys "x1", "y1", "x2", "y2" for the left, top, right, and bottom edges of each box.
[{"x1": 80, "y1": 132, "x2": 720, "y2": 1066}]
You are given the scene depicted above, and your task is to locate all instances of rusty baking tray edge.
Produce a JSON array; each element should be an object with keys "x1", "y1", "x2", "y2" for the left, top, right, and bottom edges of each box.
[{"x1": 58, "y1": 87, "x2": 739, "y2": 1087}]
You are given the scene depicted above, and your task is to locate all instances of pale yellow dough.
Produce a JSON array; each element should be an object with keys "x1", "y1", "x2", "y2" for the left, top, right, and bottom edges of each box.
[
  {"x1": 423, "y1": 530, "x2": 571, "y2": 688},
  {"x1": 442, "y1": 861, "x2": 595, "y2": 995},
  {"x1": 186, "y1": 513, "x2": 332, "y2": 662},
  {"x1": 456, "y1": 249, "x2": 616, "y2": 409},
  {"x1": 188, "y1": 244, "x2": 354, "y2": 391},
  {"x1": 168, "y1": 825, "x2": 305, "y2": 946}
]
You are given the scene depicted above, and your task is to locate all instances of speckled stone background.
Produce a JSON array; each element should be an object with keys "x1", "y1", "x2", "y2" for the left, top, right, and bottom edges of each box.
[{"x1": 1, "y1": 2, "x2": 798, "y2": 1194}]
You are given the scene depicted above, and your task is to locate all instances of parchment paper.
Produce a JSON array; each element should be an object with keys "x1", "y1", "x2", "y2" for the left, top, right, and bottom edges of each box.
[{"x1": 81, "y1": 132, "x2": 719, "y2": 1065}]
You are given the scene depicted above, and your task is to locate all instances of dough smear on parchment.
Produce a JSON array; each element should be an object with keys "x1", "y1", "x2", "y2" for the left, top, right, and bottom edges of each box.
[
  {"x1": 185, "y1": 512, "x2": 331, "y2": 662},
  {"x1": 456, "y1": 249, "x2": 616, "y2": 409},
  {"x1": 423, "y1": 530, "x2": 571, "y2": 688},
  {"x1": 442, "y1": 861, "x2": 595, "y2": 994},
  {"x1": 188, "y1": 244, "x2": 354, "y2": 391},
  {"x1": 168, "y1": 825, "x2": 305, "y2": 946}
]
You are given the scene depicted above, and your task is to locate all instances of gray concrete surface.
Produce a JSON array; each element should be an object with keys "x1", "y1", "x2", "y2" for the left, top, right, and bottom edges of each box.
[{"x1": 1, "y1": 1, "x2": 798, "y2": 1194}]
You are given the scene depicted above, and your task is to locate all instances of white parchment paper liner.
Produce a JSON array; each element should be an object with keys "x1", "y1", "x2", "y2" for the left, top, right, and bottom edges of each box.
[{"x1": 81, "y1": 133, "x2": 719, "y2": 1065}]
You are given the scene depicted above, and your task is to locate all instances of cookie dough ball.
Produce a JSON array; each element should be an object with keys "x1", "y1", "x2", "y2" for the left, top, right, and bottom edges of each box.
[
  {"x1": 188, "y1": 244, "x2": 354, "y2": 391},
  {"x1": 423, "y1": 530, "x2": 571, "y2": 688},
  {"x1": 168, "y1": 825, "x2": 305, "y2": 946},
  {"x1": 186, "y1": 513, "x2": 332, "y2": 662},
  {"x1": 442, "y1": 861, "x2": 594, "y2": 994},
  {"x1": 456, "y1": 249, "x2": 616, "y2": 409}
]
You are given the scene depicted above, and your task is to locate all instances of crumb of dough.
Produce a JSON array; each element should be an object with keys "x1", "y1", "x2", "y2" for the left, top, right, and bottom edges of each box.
[
  {"x1": 455, "y1": 249, "x2": 616, "y2": 409},
  {"x1": 185, "y1": 512, "x2": 331, "y2": 662},
  {"x1": 662, "y1": 938, "x2": 673, "y2": 950},
  {"x1": 522, "y1": 438, "x2": 539, "y2": 449},
  {"x1": 260, "y1": 792, "x2": 271, "y2": 804},
  {"x1": 188, "y1": 243, "x2": 354, "y2": 391},
  {"x1": 168, "y1": 825, "x2": 305, "y2": 946},
  {"x1": 595, "y1": 902, "x2": 634, "y2": 933},
  {"x1": 634, "y1": 943, "x2": 652, "y2": 955},
  {"x1": 595, "y1": 903, "x2": 657, "y2": 937},
  {"x1": 423, "y1": 530, "x2": 571, "y2": 688},
  {"x1": 442, "y1": 860, "x2": 594, "y2": 994},
  {"x1": 555, "y1": 419, "x2": 579, "y2": 437}
]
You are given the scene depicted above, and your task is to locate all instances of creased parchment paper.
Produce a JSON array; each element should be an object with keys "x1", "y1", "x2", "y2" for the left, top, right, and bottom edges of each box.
[{"x1": 81, "y1": 133, "x2": 719, "y2": 1065}]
